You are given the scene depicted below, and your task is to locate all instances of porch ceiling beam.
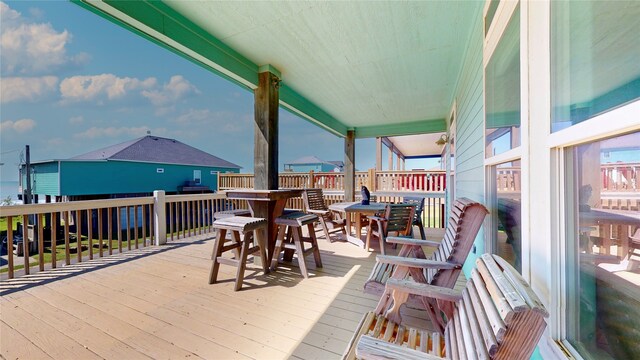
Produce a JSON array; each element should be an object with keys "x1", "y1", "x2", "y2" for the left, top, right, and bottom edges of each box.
[
  {"x1": 354, "y1": 118, "x2": 446, "y2": 139},
  {"x1": 380, "y1": 137, "x2": 406, "y2": 160},
  {"x1": 74, "y1": 0, "x2": 348, "y2": 137}
]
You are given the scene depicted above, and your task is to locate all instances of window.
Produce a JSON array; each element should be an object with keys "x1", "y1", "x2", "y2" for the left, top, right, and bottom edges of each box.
[
  {"x1": 193, "y1": 170, "x2": 202, "y2": 184},
  {"x1": 484, "y1": 0, "x2": 500, "y2": 36},
  {"x1": 551, "y1": 1, "x2": 640, "y2": 132},
  {"x1": 564, "y1": 131, "x2": 640, "y2": 359},
  {"x1": 485, "y1": 6, "x2": 520, "y2": 158},
  {"x1": 490, "y1": 160, "x2": 522, "y2": 272}
]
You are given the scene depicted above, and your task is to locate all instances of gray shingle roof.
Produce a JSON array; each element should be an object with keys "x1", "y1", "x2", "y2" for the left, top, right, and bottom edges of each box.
[{"x1": 72, "y1": 136, "x2": 241, "y2": 169}]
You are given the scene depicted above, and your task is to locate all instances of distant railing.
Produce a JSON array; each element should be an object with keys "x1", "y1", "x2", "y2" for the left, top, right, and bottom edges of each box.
[
  {"x1": 219, "y1": 169, "x2": 447, "y2": 228},
  {"x1": 219, "y1": 169, "x2": 446, "y2": 192},
  {"x1": 601, "y1": 162, "x2": 639, "y2": 192}
]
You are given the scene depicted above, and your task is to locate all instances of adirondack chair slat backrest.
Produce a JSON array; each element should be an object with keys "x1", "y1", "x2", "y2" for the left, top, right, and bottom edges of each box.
[
  {"x1": 425, "y1": 199, "x2": 488, "y2": 287},
  {"x1": 351, "y1": 254, "x2": 547, "y2": 360},
  {"x1": 303, "y1": 188, "x2": 333, "y2": 223},
  {"x1": 383, "y1": 204, "x2": 415, "y2": 234},
  {"x1": 443, "y1": 254, "x2": 549, "y2": 360},
  {"x1": 402, "y1": 196, "x2": 425, "y2": 224}
]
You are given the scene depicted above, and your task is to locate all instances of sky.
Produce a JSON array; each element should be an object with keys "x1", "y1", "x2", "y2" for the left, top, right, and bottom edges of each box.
[{"x1": 0, "y1": 1, "x2": 439, "y2": 182}]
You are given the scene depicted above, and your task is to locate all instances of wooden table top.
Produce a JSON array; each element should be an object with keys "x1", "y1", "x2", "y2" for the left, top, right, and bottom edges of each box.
[
  {"x1": 329, "y1": 202, "x2": 387, "y2": 213},
  {"x1": 224, "y1": 189, "x2": 303, "y2": 201},
  {"x1": 580, "y1": 208, "x2": 640, "y2": 226}
]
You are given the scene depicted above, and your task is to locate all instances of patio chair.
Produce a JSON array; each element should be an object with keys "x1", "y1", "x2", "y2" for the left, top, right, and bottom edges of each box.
[
  {"x1": 344, "y1": 254, "x2": 548, "y2": 360},
  {"x1": 403, "y1": 196, "x2": 426, "y2": 240},
  {"x1": 366, "y1": 204, "x2": 415, "y2": 255},
  {"x1": 363, "y1": 198, "x2": 488, "y2": 325},
  {"x1": 302, "y1": 188, "x2": 347, "y2": 242}
]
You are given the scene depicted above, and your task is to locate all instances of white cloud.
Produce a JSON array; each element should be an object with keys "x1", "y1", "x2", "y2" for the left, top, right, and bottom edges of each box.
[
  {"x1": 0, "y1": 2, "x2": 87, "y2": 75},
  {"x1": 0, "y1": 76, "x2": 58, "y2": 103},
  {"x1": 73, "y1": 126, "x2": 167, "y2": 139},
  {"x1": 69, "y1": 115, "x2": 84, "y2": 124},
  {"x1": 142, "y1": 75, "x2": 199, "y2": 106},
  {"x1": 60, "y1": 74, "x2": 156, "y2": 103},
  {"x1": 0, "y1": 118, "x2": 36, "y2": 133}
]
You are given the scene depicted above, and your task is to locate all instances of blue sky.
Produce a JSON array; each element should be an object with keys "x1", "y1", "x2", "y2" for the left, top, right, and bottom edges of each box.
[{"x1": 0, "y1": 1, "x2": 438, "y2": 182}]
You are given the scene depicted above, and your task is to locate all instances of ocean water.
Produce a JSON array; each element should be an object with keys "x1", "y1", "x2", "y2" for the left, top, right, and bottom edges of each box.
[{"x1": 0, "y1": 181, "x2": 20, "y2": 204}]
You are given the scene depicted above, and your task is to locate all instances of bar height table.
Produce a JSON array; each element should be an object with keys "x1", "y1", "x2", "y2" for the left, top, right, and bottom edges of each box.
[
  {"x1": 225, "y1": 189, "x2": 303, "y2": 264},
  {"x1": 329, "y1": 202, "x2": 387, "y2": 248}
]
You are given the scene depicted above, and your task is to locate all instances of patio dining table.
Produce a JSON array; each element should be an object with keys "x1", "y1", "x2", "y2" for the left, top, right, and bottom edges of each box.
[
  {"x1": 329, "y1": 202, "x2": 387, "y2": 248},
  {"x1": 224, "y1": 189, "x2": 303, "y2": 264}
]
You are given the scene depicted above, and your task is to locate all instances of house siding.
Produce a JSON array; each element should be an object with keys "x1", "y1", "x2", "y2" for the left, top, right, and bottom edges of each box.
[
  {"x1": 59, "y1": 161, "x2": 237, "y2": 196},
  {"x1": 451, "y1": 11, "x2": 486, "y2": 276},
  {"x1": 23, "y1": 162, "x2": 60, "y2": 196}
]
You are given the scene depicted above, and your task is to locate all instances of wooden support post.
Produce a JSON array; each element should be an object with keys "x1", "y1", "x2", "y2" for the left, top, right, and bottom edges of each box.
[
  {"x1": 388, "y1": 145, "x2": 394, "y2": 170},
  {"x1": 376, "y1": 137, "x2": 382, "y2": 171},
  {"x1": 368, "y1": 168, "x2": 377, "y2": 192},
  {"x1": 308, "y1": 170, "x2": 315, "y2": 188},
  {"x1": 345, "y1": 130, "x2": 355, "y2": 201},
  {"x1": 254, "y1": 70, "x2": 280, "y2": 190}
]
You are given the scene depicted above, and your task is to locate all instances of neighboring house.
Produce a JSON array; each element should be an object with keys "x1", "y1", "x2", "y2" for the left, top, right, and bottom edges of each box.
[
  {"x1": 20, "y1": 136, "x2": 241, "y2": 200},
  {"x1": 284, "y1": 156, "x2": 344, "y2": 172}
]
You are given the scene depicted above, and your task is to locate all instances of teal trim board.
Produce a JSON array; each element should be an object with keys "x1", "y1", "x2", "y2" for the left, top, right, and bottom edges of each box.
[{"x1": 355, "y1": 118, "x2": 446, "y2": 139}]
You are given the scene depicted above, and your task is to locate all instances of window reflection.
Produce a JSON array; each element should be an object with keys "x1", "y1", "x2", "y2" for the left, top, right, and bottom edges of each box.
[
  {"x1": 492, "y1": 160, "x2": 521, "y2": 272},
  {"x1": 485, "y1": 6, "x2": 520, "y2": 157},
  {"x1": 551, "y1": 1, "x2": 640, "y2": 132},
  {"x1": 567, "y1": 131, "x2": 640, "y2": 359}
]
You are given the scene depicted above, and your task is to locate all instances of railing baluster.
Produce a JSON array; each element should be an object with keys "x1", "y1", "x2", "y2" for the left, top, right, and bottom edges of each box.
[
  {"x1": 64, "y1": 211, "x2": 70, "y2": 264},
  {"x1": 169, "y1": 202, "x2": 174, "y2": 241},
  {"x1": 141, "y1": 205, "x2": 147, "y2": 247},
  {"x1": 88, "y1": 209, "x2": 93, "y2": 260},
  {"x1": 107, "y1": 208, "x2": 113, "y2": 256},
  {"x1": 126, "y1": 206, "x2": 131, "y2": 251},
  {"x1": 23, "y1": 215, "x2": 29, "y2": 275},
  {"x1": 98, "y1": 208, "x2": 103, "y2": 257},
  {"x1": 181, "y1": 201, "x2": 186, "y2": 239},
  {"x1": 51, "y1": 212, "x2": 57, "y2": 268},
  {"x1": 77, "y1": 210, "x2": 82, "y2": 263},
  {"x1": 38, "y1": 213, "x2": 44, "y2": 271},
  {"x1": 134, "y1": 205, "x2": 139, "y2": 249},
  {"x1": 117, "y1": 207, "x2": 122, "y2": 253},
  {"x1": 7, "y1": 216, "x2": 14, "y2": 278}
]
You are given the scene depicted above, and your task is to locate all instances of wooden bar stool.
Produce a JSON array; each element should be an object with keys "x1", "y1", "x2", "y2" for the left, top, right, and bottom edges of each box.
[
  {"x1": 271, "y1": 212, "x2": 323, "y2": 278},
  {"x1": 209, "y1": 216, "x2": 269, "y2": 291}
]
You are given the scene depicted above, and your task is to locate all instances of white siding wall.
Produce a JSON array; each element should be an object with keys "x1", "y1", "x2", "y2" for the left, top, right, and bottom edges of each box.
[{"x1": 450, "y1": 12, "x2": 486, "y2": 276}]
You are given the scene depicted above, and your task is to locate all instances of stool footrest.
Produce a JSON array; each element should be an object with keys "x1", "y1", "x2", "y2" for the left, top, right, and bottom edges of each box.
[{"x1": 216, "y1": 257, "x2": 240, "y2": 267}]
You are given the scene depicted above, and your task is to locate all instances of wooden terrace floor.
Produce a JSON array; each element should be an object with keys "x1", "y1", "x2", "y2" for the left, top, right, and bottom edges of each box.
[{"x1": 0, "y1": 230, "x2": 461, "y2": 360}]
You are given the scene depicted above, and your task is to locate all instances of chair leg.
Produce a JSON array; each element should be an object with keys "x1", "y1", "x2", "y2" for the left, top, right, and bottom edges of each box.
[
  {"x1": 418, "y1": 220, "x2": 426, "y2": 240},
  {"x1": 365, "y1": 223, "x2": 373, "y2": 251},
  {"x1": 255, "y1": 227, "x2": 269, "y2": 274},
  {"x1": 379, "y1": 231, "x2": 386, "y2": 255},
  {"x1": 283, "y1": 226, "x2": 295, "y2": 262},
  {"x1": 292, "y1": 227, "x2": 309, "y2": 278},
  {"x1": 209, "y1": 229, "x2": 227, "y2": 284},
  {"x1": 307, "y1": 223, "x2": 322, "y2": 268},
  {"x1": 231, "y1": 230, "x2": 242, "y2": 259},
  {"x1": 320, "y1": 219, "x2": 333, "y2": 242},
  {"x1": 270, "y1": 225, "x2": 286, "y2": 271},
  {"x1": 234, "y1": 232, "x2": 252, "y2": 291}
]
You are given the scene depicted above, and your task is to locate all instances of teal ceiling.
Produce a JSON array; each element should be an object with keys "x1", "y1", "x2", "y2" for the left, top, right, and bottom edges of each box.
[{"x1": 76, "y1": 1, "x2": 482, "y2": 138}]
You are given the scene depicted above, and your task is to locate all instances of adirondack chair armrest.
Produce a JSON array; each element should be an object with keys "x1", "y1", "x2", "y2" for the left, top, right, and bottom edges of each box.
[
  {"x1": 367, "y1": 215, "x2": 387, "y2": 222},
  {"x1": 356, "y1": 335, "x2": 442, "y2": 360},
  {"x1": 385, "y1": 279, "x2": 463, "y2": 303},
  {"x1": 386, "y1": 236, "x2": 440, "y2": 248},
  {"x1": 375, "y1": 255, "x2": 460, "y2": 270},
  {"x1": 307, "y1": 209, "x2": 329, "y2": 215}
]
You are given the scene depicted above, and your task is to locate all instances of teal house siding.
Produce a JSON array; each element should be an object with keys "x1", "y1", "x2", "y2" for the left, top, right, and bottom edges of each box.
[
  {"x1": 28, "y1": 162, "x2": 60, "y2": 196},
  {"x1": 59, "y1": 161, "x2": 236, "y2": 196},
  {"x1": 450, "y1": 10, "x2": 486, "y2": 276}
]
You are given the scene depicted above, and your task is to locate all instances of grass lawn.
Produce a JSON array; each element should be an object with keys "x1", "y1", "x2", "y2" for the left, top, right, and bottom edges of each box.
[{"x1": 0, "y1": 216, "x2": 21, "y2": 233}]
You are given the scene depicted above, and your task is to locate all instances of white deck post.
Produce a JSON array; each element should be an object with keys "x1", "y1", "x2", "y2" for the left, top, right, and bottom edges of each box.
[{"x1": 154, "y1": 190, "x2": 167, "y2": 245}]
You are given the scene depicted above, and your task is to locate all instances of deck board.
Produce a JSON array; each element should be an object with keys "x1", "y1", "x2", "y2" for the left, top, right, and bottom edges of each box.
[{"x1": 0, "y1": 231, "x2": 463, "y2": 359}]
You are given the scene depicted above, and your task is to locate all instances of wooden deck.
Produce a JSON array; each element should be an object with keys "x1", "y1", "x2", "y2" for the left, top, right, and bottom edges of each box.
[{"x1": 0, "y1": 230, "x2": 461, "y2": 360}]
